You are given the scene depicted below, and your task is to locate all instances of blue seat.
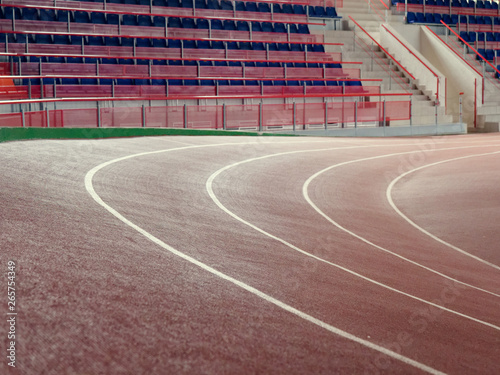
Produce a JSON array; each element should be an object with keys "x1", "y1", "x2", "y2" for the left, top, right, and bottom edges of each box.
[
  {"x1": 273, "y1": 4, "x2": 282, "y2": 13},
  {"x1": 153, "y1": 16, "x2": 166, "y2": 27},
  {"x1": 61, "y1": 78, "x2": 79, "y2": 85},
  {"x1": 308, "y1": 62, "x2": 319, "y2": 68},
  {"x1": 214, "y1": 60, "x2": 227, "y2": 66},
  {"x1": 313, "y1": 6, "x2": 326, "y2": 18},
  {"x1": 289, "y1": 24, "x2": 298, "y2": 33},
  {"x1": 211, "y1": 41, "x2": 224, "y2": 49},
  {"x1": 182, "y1": 18, "x2": 196, "y2": 29},
  {"x1": 40, "y1": 9, "x2": 56, "y2": 21},
  {"x1": 240, "y1": 42, "x2": 252, "y2": 50},
  {"x1": 228, "y1": 61, "x2": 241, "y2": 66},
  {"x1": 246, "y1": 2, "x2": 258, "y2": 12},
  {"x1": 243, "y1": 61, "x2": 255, "y2": 67},
  {"x1": 168, "y1": 60, "x2": 182, "y2": 65},
  {"x1": 217, "y1": 80, "x2": 230, "y2": 85},
  {"x1": 3, "y1": 7, "x2": 21, "y2": 20},
  {"x1": 138, "y1": 0, "x2": 150, "y2": 4},
  {"x1": 258, "y1": 3, "x2": 271, "y2": 12},
  {"x1": 298, "y1": 24, "x2": 309, "y2": 34},
  {"x1": 168, "y1": 17, "x2": 182, "y2": 28},
  {"x1": 197, "y1": 19, "x2": 209, "y2": 29},
  {"x1": 252, "y1": 42, "x2": 265, "y2": 50},
  {"x1": 294, "y1": 62, "x2": 306, "y2": 67},
  {"x1": 327, "y1": 80, "x2": 338, "y2": 86},
  {"x1": 290, "y1": 43, "x2": 303, "y2": 51},
  {"x1": 153, "y1": 38, "x2": 167, "y2": 48},
  {"x1": 484, "y1": 17, "x2": 493, "y2": 26},
  {"x1": 56, "y1": 9, "x2": 71, "y2": 22},
  {"x1": 122, "y1": 14, "x2": 137, "y2": 25},
  {"x1": 229, "y1": 80, "x2": 244, "y2": 85},
  {"x1": 48, "y1": 56, "x2": 65, "y2": 63},
  {"x1": 224, "y1": 20, "x2": 236, "y2": 30},
  {"x1": 245, "y1": 80, "x2": 259, "y2": 86},
  {"x1": 81, "y1": 79, "x2": 98, "y2": 85},
  {"x1": 206, "y1": 0, "x2": 219, "y2": 9},
  {"x1": 237, "y1": 21, "x2": 249, "y2": 31},
  {"x1": 67, "y1": 57, "x2": 83, "y2": 64},
  {"x1": 135, "y1": 79, "x2": 150, "y2": 85},
  {"x1": 36, "y1": 34, "x2": 53, "y2": 44},
  {"x1": 183, "y1": 40, "x2": 196, "y2": 49},
  {"x1": 200, "y1": 79, "x2": 214, "y2": 86},
  {"x1": 211, "y1": 19, "x2": 223, "y2": 30},
  {"x1": 118, "y1": 58, "x2": 134, "y2": 64},
  {"x1": 74, "y1": 11, "x2": 90, "y2": 23},
  {"x1": 288, "y1": 80, "x2": 300, "y2": 86},
  {"x1": 326, "y1": 7, "x2": 338, "y2": 18},
  {"x1": 275, "y1": 23, "x2": 287, "y2": 33},
  {"x1": 107, "y1": 14, "x2": 120, "y2": 25},
  {"x1": 251, "y1": 22, "x2": 262, "y2": 32},
  {"x1": 256, "y1": 61, "x2": 268, "y2": 67},
  {"x1": 121, "y1": 38, "x2": 134, "y2": 46},
  {"x1": 22, "y1": 8, "x2": 39, "y2": 21},
  {"x1": 137, "y1": 38, "x2": 152, "y2": 47},
  {"x1": 153, "y1": 0, "x2": 167, "y2": 6},
  {"x1": 152, "y1": 79, "x2": 166, "y2": 85},
  {"x1": 88, "y1": 36, "x2": 104, "y2": 45},
  {"x1": 293, "y1": 5, "x2": 305, "y2": 14},
  {"x1": 105, "y1": 37, "x2": 120, "y2": 46},
  {"x1": 433, "y1": 14, "x2": 442, "y2": 23},
  {"x1": 91, "y1": 12, "x2": 106, "y2": 24},
  {"x1": 71, "y1": 35, "x2": 84, "y2": 45},
  {"x1": 168, "y1": 79, "x2": 183, "y2": 85},
  {"x1": 181, "y1": 0, "x2": 193, "y2": 7},
  {"x1": 99, "y1": 79, "x2": 114, "y2": 86},
  {"x1": 459, "y1": 15, "x2": 468, "y2": 24},
  {"x1": 195, "y1": 0, "x2": 207, "y2": 9},
  {"x1": 117, "y1": 79, "x2": 134, "y2": 85},
  {"x1": 184, "y1": 79, "x2": 199, "y2": 86},
  {"x1": 468, "y1": 32, "x2": 477, "y2": 42},
  {"x1": 138, "y1": 15, "x2": 152, "y2": 27},
  {"x1": 460, "y1": 31, "x2": 470, "y2": 42},
  {"x1": 416, "y1": 13, "x2": 425, "y2": 23},
  {"x1": 262, "y1": 22, "x2": 274, "y2": 32},
  {"x1": 267, "y1": 43, "x2": 278, "y2": 51},
  {"x1": 102, "y1": 58, "x2": 117, "y2": 64},
  {"x1": 221, "y1": 0, "x2": 233, "y2": 10},
  {"x1": 451, "y1": 14, "x2": 458, "y2": 24},
  {"x1": 167, "y1": 0, "x2": 180, "y2": 7},
  {"x1": 477, "y1": 0, "x2": 485, "y2": 8},
  {"x1": 425, "y1": 13, "x2": 434, "y2": 23},
  {"x1": 407, "y1": 12, "x2": 416, "y2": 24},
  {"x1": 312, "y1": 80, "x2": 325, "y2": 86},
  {"x1": 269, "y1": 62, "x2": 281, "y2": 67},
  {"x1": 277, "y1": 43, "x2": 289, "y2": 51},
  {"x1": 168, "y1": 39, "x2": 182, "y2": 48},
  {"x1": 487, "y1": 32, "x2": 496, "y2": 41},
  {"x1": 274, "y1": 80, "x2": 286, "y2": 86},
  {"x1": 442, "y1": 14, "x2": 452, "y2": 24},
  {"x1": 136, "y1": 59, "x2": 149, "y2": 65},
  {"x1": 199, "y1": 60, "x2": 212, "y2": 66},
  {"x1": 227, "y1": 41, "x2": 239, "y2": 50},
  {"x1": 197, "y1": 40, "x2": 210, "y2": 49}
]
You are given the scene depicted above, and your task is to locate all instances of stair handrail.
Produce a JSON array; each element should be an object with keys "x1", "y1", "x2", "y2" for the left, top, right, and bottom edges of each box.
[
  {"x1": 349, "y1": 16, "x2": 416, "y2": 81},
  {"x1": 381, "y1": 24, "x2": 441, "y2": 104}
]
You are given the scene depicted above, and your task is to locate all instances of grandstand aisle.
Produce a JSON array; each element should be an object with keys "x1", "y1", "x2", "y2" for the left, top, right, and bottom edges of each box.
[{"x1": 1, "y1": 135, "x2": 499, "y2": 374}]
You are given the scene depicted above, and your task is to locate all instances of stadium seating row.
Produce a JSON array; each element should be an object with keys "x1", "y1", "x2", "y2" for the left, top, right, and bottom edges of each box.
[
  {"x1": 394, "y1": 0, "x2": 499, "y2": 8},
  {"x1": 406, "y1": 11, "x2": 500, "y2": 24}
]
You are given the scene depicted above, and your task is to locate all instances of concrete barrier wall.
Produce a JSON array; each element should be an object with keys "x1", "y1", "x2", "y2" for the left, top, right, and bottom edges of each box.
[{"x1": 380, "y1": 24, "x2": 446, "y2": 106}]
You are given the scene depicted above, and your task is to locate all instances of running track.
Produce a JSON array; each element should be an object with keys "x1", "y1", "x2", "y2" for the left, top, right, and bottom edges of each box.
[{"x1": 1, "y1": 134, "x2": 499, "y2": 374}]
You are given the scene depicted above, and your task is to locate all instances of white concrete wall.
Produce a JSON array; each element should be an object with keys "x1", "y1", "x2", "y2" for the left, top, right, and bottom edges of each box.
[
  {"x1": 420, "y1": 26, "x2": 482, "y2": 127},
  {"x1": 380, "y1": 24, "x2": 446, "y2": 106}
]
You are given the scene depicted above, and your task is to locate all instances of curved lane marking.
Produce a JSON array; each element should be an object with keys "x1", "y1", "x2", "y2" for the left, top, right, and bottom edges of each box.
[
  {"x1": 206, "y1": 144, "x2": 500, "y2": 331},
  {"x1": 303, "y1": 150, "x2": 500, "y2": 296},
  {"x1": 386, "y1": 151, "x2": 500, "y2": 271},
  {"x1": 85, "y1": 140, "x2": 448, "y2": 375}
]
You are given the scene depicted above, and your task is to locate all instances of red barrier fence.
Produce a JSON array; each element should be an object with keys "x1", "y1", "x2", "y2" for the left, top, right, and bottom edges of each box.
[{"x1": 0, "y1": 100, "x2": 410, "y2": 130}]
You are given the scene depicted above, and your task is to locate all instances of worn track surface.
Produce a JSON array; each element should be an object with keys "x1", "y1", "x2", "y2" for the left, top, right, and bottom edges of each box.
[{"x1": 1, "y1": 134, "x2": 499, "y2": 374}]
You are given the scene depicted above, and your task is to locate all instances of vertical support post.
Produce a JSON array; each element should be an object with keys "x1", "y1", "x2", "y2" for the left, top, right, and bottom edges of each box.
[
  {"x1": 382, "y1": 99, "x2": 386, "y2": 127},
  {"x1": 435, "y1": 101, "x2": 438, "y2": 125},
  {"x1": 97, "y1": 101, "x2": 101, "y2": 128},
  {"x1": 353, "y1": 26, "x2": 356, "y2": 52},
  {"x1": 259, "y1": 102, "x2": 263, "y2": 132},
  {"x1": 409, "y1": 95, "x2": 413, "y2": 126},
  {"x1": 12, "y1": 8, "x2": 15, "y2": 32},
  {"x1": 474, "y1": 78, "x2": 477, "y2": 129},
  {"x1": 223, "y1": 103, "x2": 226, "y2": 130},
  {"x1": 183, "y1": 103, "x2": 187, "y2": 128},
  {"x1": 324, "y1": 100, "x2": 328, "y2": 130},
  {"x1": 46, "y1": 106, "x2": 50, "y2": 128},
  {"x1": 354, "y1": 100, "x2": 357, "y2": 128},
  {"x1": 142, "y1": 104, "x2": 146, "y2": 128},
  {"x1": 21, "y1": 108, "x2": 25, "y2": 128},
  {"x1": 293, "y1": 101, "x2": 296, "y2": 132},
  {"x1": 459, "y1": 93, "x2": 463, "y2": 123}
]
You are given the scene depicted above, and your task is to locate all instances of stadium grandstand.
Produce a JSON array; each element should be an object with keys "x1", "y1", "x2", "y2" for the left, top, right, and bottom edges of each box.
[{"x1": 0, "y1": 0, "x2": 498, "y2": 133}]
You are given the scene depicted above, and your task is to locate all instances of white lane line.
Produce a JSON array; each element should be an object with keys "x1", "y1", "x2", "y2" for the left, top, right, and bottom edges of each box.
[
  {"x1": 206, "y1": 144, "x2": 500, "y2": 330},
  {"x1": 84, "y1": 142, "x2": 446, "y2": 375},
  {"x1": 387, "y1": 151, "x2": 500, "y2": 272},
  {"x1": 303, "y1": 148, "x2": 500, "y2": 297}
]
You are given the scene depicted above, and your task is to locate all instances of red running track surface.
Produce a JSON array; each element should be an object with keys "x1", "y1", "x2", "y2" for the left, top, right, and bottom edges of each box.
[{"x1": 1, "y1": 134, "x2": 500, "y2": 374}]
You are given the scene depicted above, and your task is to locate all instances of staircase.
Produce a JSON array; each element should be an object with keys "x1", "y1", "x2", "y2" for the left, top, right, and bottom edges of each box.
[{"x1": 316, "y1": 0, "x2": 454, "y2": 126}]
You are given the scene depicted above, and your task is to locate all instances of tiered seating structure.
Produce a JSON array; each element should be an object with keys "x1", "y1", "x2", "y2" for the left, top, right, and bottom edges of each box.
[{"x1": 0, "y1": 0, "x2": 410, "y2": 129}]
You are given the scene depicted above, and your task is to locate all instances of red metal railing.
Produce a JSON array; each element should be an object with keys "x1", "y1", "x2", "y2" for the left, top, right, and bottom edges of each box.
[
  {"x1": 381, "y1": 24, "x2": 442, "y2": 104},
  {"x1": 0, "y1": 100, "x2": 410, "y2": 131},
  {"x1": 349, "y1": 16, "x2": 416, "y2": 82},
  {"x1": 396, "y1": 3, "x2": 500, "y2": 17}
]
